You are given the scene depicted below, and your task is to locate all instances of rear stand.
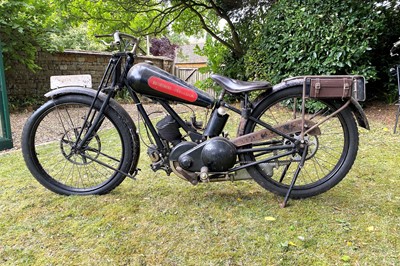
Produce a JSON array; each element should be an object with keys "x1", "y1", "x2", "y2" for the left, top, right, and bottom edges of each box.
[{"x1": 280, "y1": 145, "x2": 309, "y2": 208}]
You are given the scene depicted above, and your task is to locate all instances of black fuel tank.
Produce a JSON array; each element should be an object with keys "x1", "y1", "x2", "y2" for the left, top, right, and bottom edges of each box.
[{"x1": 127, "y1": 62, "x2": 215, "y2": 108}]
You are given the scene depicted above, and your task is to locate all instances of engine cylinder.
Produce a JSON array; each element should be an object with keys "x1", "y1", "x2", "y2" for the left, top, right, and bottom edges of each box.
[{"x1": 156, "y1": 115, "x2": 182, "y2": 145}]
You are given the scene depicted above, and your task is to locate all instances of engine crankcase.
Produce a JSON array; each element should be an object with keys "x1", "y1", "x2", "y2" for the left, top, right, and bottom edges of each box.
[
  {"x1": 174, "y1": 137, "x2": 237, "y2": 173},
  {"x1": 169, "y1": 141, "x2": 198, "y2": 182}
]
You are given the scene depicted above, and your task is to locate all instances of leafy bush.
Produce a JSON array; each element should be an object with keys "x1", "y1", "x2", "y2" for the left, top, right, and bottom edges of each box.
[
  {"x1": 1, "y1": 1, "x2": 42, "y2": 70},
  {"x1": 244, "y1": 0, "x2": 400, "y2": 100},
  {"x1": 281, "y1": 98, "x2": 327, "y2": 114},
  {"x1": 0, "y1": 0, "x2": 63, "y2": 71},
  {"x1": 48, "y1": 24, "x2": 107, "y2": 52}
]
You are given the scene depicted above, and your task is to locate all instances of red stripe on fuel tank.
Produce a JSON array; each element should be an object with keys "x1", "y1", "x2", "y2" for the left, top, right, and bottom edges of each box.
[{"x1": 148, "y1": 76, "x2": 198, "y2": 102}]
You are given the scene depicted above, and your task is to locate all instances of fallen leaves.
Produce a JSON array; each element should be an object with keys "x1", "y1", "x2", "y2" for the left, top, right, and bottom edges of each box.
[{"x1": 264, "y1": 216, "x2": 276, "y2": 221}]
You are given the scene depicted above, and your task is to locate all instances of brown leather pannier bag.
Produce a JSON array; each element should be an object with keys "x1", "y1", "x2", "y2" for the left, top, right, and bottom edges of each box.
[{"x1": 304, "y1": 76, "x2": 366, "y2": 101}]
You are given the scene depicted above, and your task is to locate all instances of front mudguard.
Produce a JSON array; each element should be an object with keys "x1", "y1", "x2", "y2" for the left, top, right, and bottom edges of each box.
[
  {"x1": 45, "y1": 86, "x2": 140, "y2": 175},
  {"x1": 45, "y1": 86, "x2": 107, "y2": 101},
  {"x1": 44, "y1": 86, "x2": 136, "y2": 129},
  {"x1": 44, "y1": 86, "x2": 133, "y2": 126},
  {"x1": 251, "y1": 78, "x2": 369, "y2": 129}
]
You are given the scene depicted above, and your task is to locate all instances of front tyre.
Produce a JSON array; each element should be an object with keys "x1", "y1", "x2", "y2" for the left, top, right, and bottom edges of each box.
[
  {"x1": 21, "y1": 94, "x2": 138, "y2": 195},
  {"x1": 240, "y1": 86, "x2": 359, "y2": 198}
]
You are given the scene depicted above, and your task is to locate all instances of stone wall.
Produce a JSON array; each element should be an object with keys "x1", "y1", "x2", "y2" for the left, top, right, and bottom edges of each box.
[{"x1": 5, "y1": 50, "x2": 173, "y2": 102}]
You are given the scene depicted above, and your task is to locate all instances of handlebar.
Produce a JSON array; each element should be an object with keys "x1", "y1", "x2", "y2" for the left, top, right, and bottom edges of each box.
[
  {"x1": 390, "y1": 39, "x2": 400, "y2": 57},
  {"x1": 95, "y1": 30, "x2": 140, "y2": 53}
]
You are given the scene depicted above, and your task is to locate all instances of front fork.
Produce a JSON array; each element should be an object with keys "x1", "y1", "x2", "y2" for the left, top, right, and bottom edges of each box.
[
  {"x1": 75, "y1": 91, "x2": 112, "y2": 150},
  {"x1": 75, "y1": 52, "x2": 127, "y2": 150}
]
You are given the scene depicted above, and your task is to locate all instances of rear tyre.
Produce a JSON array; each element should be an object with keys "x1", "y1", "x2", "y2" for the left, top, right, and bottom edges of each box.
[
  {"x1": 22, "y1": 94, "x2": 138, "y2": 195},
  {"x1": 240, "y1": 86, "x2": 358, "y2": 198}
]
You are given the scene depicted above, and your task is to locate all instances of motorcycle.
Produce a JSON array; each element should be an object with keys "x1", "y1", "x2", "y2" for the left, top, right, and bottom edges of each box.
[{"x1": 21, "y1": 31, "x2": 369, "y2": 207}]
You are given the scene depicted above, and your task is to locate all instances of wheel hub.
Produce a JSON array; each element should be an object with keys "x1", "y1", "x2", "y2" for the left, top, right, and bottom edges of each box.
[
  {"x1": 60, "y1": 128, "x2": 101, "y2": 165},
  {"x1": 285, "y1": 132, "x2": 319, "y2": 161}
]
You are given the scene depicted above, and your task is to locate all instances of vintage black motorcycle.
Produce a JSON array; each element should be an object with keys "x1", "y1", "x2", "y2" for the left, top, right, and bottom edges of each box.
[{"x1": 22, "y1": 31, "x2": 369, "y2": 206}]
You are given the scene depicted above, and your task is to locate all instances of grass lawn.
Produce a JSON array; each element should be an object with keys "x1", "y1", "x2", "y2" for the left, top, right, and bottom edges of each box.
[{"x1": 0, "y1": 108, "x2": 399, "y2": 265}]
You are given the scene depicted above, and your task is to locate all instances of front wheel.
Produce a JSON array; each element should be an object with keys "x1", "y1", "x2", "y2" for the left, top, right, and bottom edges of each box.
[
  {"x1": 21, "y1": 94, "x2": 139, "y2": 195},
  {"x1": 240, "y1": 86, "x2": 359, "y2": 198}
]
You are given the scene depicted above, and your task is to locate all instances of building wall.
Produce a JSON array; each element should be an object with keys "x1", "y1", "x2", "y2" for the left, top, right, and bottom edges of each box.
[{"x1": 5, "y1": 50, "x2": 173, "y2": 102}]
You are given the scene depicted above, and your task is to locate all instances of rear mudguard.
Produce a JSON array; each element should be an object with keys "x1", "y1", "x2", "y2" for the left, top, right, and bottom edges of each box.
[
  {"x1": 44, "y1": 86, "x2": 140, "y2": 175},
  {"x1": 249, "y1": 77, "x2": 370, "y2": 130}
]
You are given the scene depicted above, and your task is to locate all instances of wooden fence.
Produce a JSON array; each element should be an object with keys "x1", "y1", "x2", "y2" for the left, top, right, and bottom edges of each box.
[
  {"x1": 174, "y1": 67, "x2": 215, "y2": 97},
  {"x1": 174, "y1": 67, "x2": 210, "y2": 85}
]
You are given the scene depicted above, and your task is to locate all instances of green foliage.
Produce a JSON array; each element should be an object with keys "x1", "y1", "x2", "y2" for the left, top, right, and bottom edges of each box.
[
  {"x1": 198, "y1": 35, "x2": 228, "y2": 75},
  {"x1": 48, "y1": 24, "x2": 107, "y2": 52},
  {"x1": 7, "y1": 95, "x2": 46, "y2": 113},
  {"x1": 60, "y1": 0, "x2": 180, "y2": 38},
  {"x1": 2, "y1": 0, "x2": 399, "y2": 102},
  {"x1": 197, "y1": 34, "x2": 246, "y2": 89},
  {"x1": 0, "y1": 0, "x2": 60, "y2": 71},
  {"x1": 244, "y1": 0, "x2": 400, "y2": 100},
  {"x1": 281, "y1": 98, "x2": 326, "y2": 114},
  {"x1": 51, "y1": 1, "x2": 218, "y2": 54},
  {"x1": 195, "y1": 0, "x2": 271, "y2": 91},
  {"x1": 169, "y1": 1, "x2": 220, "y2": 39},
  {"x1": 195, "y1": 36, "x2": 227, "y2": 93}
]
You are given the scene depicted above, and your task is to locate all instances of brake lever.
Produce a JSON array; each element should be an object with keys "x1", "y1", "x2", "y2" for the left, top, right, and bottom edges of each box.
[
  {"x1": 100, "y1": 40, "x2": 120, "y2": 49},
  {"x1": 100, "y1": 40, "x2": 112, "y2": 46}
]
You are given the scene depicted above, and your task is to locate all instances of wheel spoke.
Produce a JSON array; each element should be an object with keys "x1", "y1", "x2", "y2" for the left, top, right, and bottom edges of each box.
[
  {"x1": 22, "y1": 98, "x2": 136, "y2": 195},
  {"x1": 239, "y1": 86, "x2": 357, "y2": 199}
]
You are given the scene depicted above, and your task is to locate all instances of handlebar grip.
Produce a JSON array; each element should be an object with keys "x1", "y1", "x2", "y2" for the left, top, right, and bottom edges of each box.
[
  {"x1": 113, "y1": 31, "x2": 121, "y2": 45},
  {"x1": 390, "y1": 39, "x2": 400, "y2": 56}
]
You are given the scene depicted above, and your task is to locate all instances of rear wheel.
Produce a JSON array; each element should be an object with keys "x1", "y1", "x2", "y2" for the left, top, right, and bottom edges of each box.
[
  {"x1": 21, "y1": 94, "x2": 138, "y2": 195},
  {"x1": 240, "y1": 86, "x2": 358, "y2": 198}
]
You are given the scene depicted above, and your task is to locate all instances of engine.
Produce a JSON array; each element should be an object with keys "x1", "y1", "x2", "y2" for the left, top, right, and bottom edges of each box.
[
  {"x1": 156, "y1": 115, "x2": 182, "y2": 145},
  {"x1": 169, "y1": 137, "x2": 237, "y2": 183},
  {"x1": 150, "y1": 114, "x2": 237, "y2": 183}
]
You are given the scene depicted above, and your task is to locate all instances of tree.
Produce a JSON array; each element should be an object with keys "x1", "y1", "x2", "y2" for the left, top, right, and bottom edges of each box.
[
  {"x1": 4, "y1": 0, "x2": 399, "y2": 100},
  {"x1": 0, "y1": 0, "x2": 62, "y2": 70},
  {"x1": 44, "y1": 0, "x2": 274, "y2": 81},
  {"x1": 244, "y1": 0, "x2": 400, "y2": 99},
  {"x1": 48, "y1": 24, "x2": 106, "y2": 51},
  {"x1": 150, "y1": 37, "x2": 178, "y2": 59},
  {"x1": 59, "y1": 0, "x2": 274, "y2": 57}
]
